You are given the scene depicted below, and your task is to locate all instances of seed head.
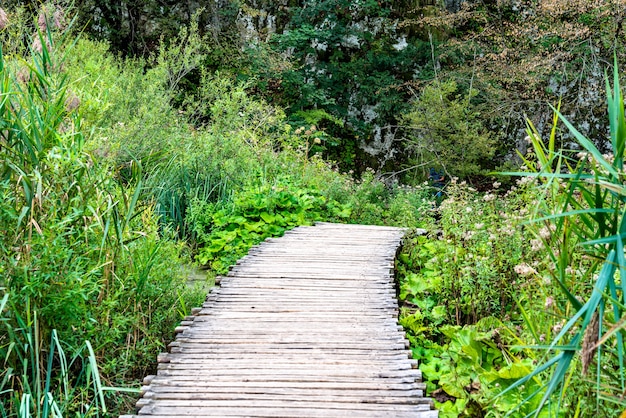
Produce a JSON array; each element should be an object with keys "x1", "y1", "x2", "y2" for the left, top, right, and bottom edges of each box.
[
  {"x1": 38, "y1": 9, "x2": 48, "y2": 31},
  {"x1": 53, "y1": 8, "x2": 66, "y2": 30},
  {"x1": 0, "y1": 8, "x2": 8, "y2": 30},
  {"x1": 65, "y1": 94, "x2": 81, "y2": 112}
]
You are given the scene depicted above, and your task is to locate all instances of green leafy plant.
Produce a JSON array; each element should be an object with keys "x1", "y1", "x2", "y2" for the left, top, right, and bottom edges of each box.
[
  {"x1": 396, "y1": 176, "x2": 551, "y2": 416},
  {"x1": 191, "y1": 181, "x2": 350, "y2": 274},
  {"x1": 0, "y1": 7, "x2": 206, "y2": 415}
]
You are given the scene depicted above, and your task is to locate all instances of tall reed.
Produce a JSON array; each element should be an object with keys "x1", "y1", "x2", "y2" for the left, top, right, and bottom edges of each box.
[{"x1": 502, "y1": 58, "x2": 626, "y2": 416}]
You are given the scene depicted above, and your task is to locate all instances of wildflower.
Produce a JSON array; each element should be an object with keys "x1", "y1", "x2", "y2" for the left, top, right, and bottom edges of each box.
[
  {"x1": 524, "y1": 135, "x2": 532, "y2": 144},
  {"x1": 493, "y1": 181, "x2": 501, "y2": 189},
  {"x1": 53, "y1": 8, "x2": 66, "y2": 30},
  {"x1": 483, "y1": 193, "x2": 496, "y2": 202},
  {"x1": 530, "y1": 238, "x2": 543, "y2": 251},
  {"x1": 17, "y1": 67, "x2": 29, "y2": 84},
  {"x1": 539, "y1": 334, "x2": 545, "y2": 342},
  {"x1": 465, "y1": 206, "x2": 472, "y2": 213},
  {"x1": 32, "y1": 32, "x2": 52, "y2": 54},
  {"x1": 313, "y1": 137, "x2": 321, "y2": 144},
  {"x1": 539, "y1": 226, "x2": 551, "y2": 239},
  {"x1": 514, "y1": 263, "x2": 536, "y2": 277},
  {"x1": 38, "y1": 9, "x2": 47, "y2": 31},
  {"x1": 474, "y1": 223, "x2": 484, "y2": 230},
  {"x1": 462, "y1": 231, "x2": 474, "y2": 241},
  {"x1": 0, "y1": 8, "x2": 8, "y2": 30},
  {"x1": 32, "y1": 35, "x2": 42, "y2": 53},
  {"x1": 544, "y1": 296, "x2": 554, "y2": 309}
]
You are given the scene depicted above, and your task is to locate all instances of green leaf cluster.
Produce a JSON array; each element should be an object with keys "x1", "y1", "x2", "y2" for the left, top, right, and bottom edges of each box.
[
  {"x1": 402, "y1": 80, "x2": 497, "y2": 179},
  {"x1": 191, "y1": 182, "x2": 351, "y2": 274}
]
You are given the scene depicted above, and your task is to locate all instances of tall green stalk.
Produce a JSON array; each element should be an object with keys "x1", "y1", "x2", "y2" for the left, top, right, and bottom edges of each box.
[{"x1": 501, "y1": 58, "x2": 626, "y2": 416}]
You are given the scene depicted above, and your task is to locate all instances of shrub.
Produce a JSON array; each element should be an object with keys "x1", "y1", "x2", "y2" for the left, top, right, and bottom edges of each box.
[{"x1": 402, "y1": 80, "x2": 498, "y2": 180}]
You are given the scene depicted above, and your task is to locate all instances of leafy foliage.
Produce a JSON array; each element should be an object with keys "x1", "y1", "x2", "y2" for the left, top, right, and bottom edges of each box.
[
  {"x1": 397, "y1": 61, "x2": 626, "y2": 417},
  {"x1": 260, "y1": 0, "x2": 431, "y2": 172},
  {"x1": 402, "y1": 80, "x2": 498, "y2": 179},
  {"x1": 0, "y1": 7, "x2": 205, "y2": 415},
  {"x1": 190, "y1": 182, "x2": 351, "y2": 274}
]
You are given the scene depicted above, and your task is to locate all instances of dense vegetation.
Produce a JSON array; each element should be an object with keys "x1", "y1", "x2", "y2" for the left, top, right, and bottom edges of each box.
[{"x1": 1, "y1": 1, "x2": 626, "y2": 417}]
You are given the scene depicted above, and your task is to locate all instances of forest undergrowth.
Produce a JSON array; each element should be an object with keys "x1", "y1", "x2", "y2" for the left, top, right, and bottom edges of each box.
[
  {"x1": 1, "y1": 3, "x2": 625, "y2": 418},
  {"x1": 397, "y1": 72, "x2": 626, "y2": 416}
]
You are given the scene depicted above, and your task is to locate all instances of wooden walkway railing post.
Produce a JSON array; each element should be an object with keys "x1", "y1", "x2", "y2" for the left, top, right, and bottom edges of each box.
[{"x1": 121, "y1": 222, "x2": 438, "y2": 417}]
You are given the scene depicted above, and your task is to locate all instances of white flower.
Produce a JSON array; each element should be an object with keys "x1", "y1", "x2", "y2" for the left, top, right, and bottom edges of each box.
[
  {"x1": 463, "y1": 231, "x2": 475, "y2": 240},
  {"x1": 530, "y1": 238, "x2": 544, "y2": 251},
  {"x1": 539, "y1": 226, "x2": 551, "y2": 239},
  {"x1": 514, "y1": 263, "x2": 536, "y2": 277}
]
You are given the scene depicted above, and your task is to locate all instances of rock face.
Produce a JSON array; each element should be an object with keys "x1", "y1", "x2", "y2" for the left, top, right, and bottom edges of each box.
[
  {"x1": 444, "y1": 0, "x2": 465, "y2": 12},
  {"x1": 223, "y1": 0, "x2": 614, "y2": 168},
  {"x1": 230, "y1": 1, "x2": 438, "y2": 168}
]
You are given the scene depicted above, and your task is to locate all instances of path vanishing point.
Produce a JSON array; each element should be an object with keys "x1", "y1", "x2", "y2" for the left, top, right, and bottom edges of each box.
[{"x1": 122, "y1": 222, "x2": 438, "y2": 417}]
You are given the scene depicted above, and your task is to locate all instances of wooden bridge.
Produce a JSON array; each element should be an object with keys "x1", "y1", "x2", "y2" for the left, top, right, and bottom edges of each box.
[{"x1": 122, "y1": 222, "x2": 437, "y2": 417}]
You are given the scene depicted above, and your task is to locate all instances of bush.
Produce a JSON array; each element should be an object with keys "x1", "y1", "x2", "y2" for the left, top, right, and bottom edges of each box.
[{"x1": 402, "y1": 80, "x2": 497, "y2": 180}]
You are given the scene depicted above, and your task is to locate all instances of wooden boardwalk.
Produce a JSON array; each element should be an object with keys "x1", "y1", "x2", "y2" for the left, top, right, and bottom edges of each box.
[{"x1": 122, "y1": 222, "x2": 437, "y2": 417}]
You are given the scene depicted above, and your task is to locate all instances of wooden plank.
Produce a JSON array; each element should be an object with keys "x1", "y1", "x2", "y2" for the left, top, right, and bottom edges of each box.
[
  {"x1": 141, "y1": 388, "x2": 426, "y2": 400},
  {"x1": 138, "y1": 400, "x2": 435, "y2": 412},
  {"x1": 128, "y1": 408, "x2": 438, "y2": 418},
  {"x1": 144, "y1": 379, "x2": 425, "y2": 391}
]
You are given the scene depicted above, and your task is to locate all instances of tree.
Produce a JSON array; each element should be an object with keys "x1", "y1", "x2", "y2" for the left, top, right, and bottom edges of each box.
[{"x1": 402, "y1": 80, "x2": 496, "y2": 179}]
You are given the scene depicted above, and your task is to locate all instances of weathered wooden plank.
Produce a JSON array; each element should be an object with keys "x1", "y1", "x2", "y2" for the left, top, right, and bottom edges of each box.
[
  {"x1": 143, "y1": 378, "x2": 425, "y2": 390},
  {"x1": 126, "y1": 408, "x2": 439, "y2": 418},
  {"x1": 140, "y1": 391, "x2": 431, "y2": 403},
  {"x1": 137, "y1": 399, "x2": 435, "y2": 412},
  {"x1": 139, "y1": 400, "x2": 430, "y2": 416},
  {"x1": 141, "y1": 388, "x2": 425, "y2": 399}
]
